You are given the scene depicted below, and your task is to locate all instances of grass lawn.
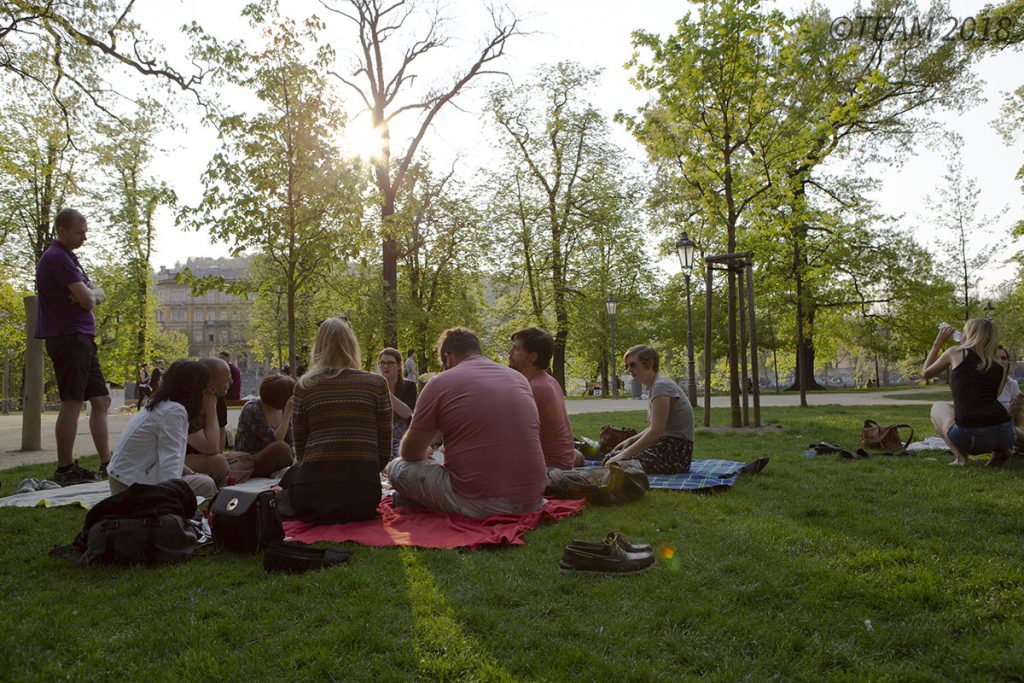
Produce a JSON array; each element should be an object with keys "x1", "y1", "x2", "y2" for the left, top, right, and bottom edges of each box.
[
  {"x1": 3, "y1": 404, "x2": 1024, "y2": 680},
  {"x1": 884, "y1": 390, "x2": 952, "y2": 401}
]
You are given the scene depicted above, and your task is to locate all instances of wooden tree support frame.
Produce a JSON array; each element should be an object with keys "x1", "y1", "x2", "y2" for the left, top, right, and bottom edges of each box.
[{"x1": 703, "y1": 253, "x2": 761, "y2": 428}]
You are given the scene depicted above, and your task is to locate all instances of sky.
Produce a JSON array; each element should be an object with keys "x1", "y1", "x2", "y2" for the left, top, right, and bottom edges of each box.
[{"x1": 127, "y1": 0, "x2": 1024, "y2": 294}]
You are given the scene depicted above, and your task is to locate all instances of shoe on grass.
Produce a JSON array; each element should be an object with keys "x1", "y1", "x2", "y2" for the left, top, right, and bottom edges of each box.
[
  {"x1": 559, "y1": 542, "x2": 655, "y2": 574},
  {"x1": 53, "y1": 463, "x2": 101, "y2": 486},
  {"x1": 98, "y1": 462, "x2": 109, "y2": 480}
]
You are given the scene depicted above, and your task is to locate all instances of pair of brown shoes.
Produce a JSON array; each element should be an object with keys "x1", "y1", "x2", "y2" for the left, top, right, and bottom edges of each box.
[{"x1": 559, "y1": 532, "x2": 655, "y2": 574}]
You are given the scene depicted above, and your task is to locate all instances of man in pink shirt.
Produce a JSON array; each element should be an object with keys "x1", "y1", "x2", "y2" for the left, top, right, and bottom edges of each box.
[
  {"x1": 387, "y1": 327, "x2": 547, "y2": 517},
  {"x1": 508, "y1": 327, "x2": 579, "y2": 470}
]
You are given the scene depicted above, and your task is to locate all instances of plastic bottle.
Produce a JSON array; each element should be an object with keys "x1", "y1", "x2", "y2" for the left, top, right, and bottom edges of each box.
[{"x1": 938, "y1": 322, "x2": 962, "y2": 343}]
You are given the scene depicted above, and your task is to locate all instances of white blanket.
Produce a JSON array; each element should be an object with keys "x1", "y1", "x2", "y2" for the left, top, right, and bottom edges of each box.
[{"x1": 0, "y1": 477, "x2": 280, "y2": 510}]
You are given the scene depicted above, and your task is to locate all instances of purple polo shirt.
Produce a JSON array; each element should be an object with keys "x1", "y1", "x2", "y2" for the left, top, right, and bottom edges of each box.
[{"x1": 35, "y1": 240, "x2": 95, "y2": 338}]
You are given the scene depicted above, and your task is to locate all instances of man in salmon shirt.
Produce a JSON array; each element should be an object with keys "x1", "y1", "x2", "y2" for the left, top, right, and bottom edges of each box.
[
  {"x1": 508, "y1": 327, "x2": 580, "y2": 470},
  {"x1": 388, "y1": 327, "x2": 547, "y2": 517}
]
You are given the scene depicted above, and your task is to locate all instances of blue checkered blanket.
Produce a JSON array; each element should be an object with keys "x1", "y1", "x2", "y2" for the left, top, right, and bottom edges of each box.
[{"x1": 581, "y1": 458, "x2": 745, "y2": 492}]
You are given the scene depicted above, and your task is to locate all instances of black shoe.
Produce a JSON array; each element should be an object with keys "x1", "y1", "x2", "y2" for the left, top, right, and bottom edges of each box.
[
  {"x1": 559, "y1": 542, "x2": 655, "y2": 574},
  {"x1": 263, "y1": 542, "x2": 353, "y2": 573},
  {"x1": 98, "y1": 463, "x2": 109, "y2": 480},
  {"x1": 53, "y1": 463, "x2": 101, "y2": 486}
]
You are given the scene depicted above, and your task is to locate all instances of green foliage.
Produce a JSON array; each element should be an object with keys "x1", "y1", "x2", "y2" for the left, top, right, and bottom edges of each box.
[
  {"x1": 487, "y1": 62, "x2": 653, "y2": 389},
  {"x1": 183, "y1": 15, "x2": 368, "y2": 368}
]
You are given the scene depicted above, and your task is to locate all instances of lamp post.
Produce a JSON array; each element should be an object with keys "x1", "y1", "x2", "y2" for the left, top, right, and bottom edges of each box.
[
  {"x1": 606, "y1": 293, "x2": 618, "y2": 399},
  {"x1": 676, "y1": 232, "x2": 698, "y2": 406}
]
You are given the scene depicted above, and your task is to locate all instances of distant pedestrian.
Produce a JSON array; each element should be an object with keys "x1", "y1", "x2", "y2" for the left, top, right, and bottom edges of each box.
[
  {"x1": 404, "y1": 349, "x2": 418, "y2": 383},
  {"x1": 135, "y1": 363, "x2": 152, "y2": 410},
  {"x1": 150, "y1": 359, "x2": 165, "y2": 392},
  {"x1": 35, "y1": 208, "x2": 111, "y2": 485}
]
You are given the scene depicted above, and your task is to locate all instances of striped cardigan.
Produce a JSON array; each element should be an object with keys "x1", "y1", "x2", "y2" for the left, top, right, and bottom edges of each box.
[{"x1": 292, "y1": 369, "x2": 392, "y2": 471}]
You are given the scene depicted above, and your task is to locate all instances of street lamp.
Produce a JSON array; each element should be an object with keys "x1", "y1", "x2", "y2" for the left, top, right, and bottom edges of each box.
[
  {"x1": 606, "y1": 293, "x2": 618, "y2": 399},
  {"x1": 676, "y1": 232, "x2": 698, "y2": 406}
]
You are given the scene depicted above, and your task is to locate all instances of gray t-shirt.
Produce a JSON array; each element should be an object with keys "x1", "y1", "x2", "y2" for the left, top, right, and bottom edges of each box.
[{"x1": 649, "y1": 375, "x2": 694, "y2": 442}]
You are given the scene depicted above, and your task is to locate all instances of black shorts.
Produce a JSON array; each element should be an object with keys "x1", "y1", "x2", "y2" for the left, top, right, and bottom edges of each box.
[{"x1": 45, "y1": 333, "x2": 108, "y2": 402}]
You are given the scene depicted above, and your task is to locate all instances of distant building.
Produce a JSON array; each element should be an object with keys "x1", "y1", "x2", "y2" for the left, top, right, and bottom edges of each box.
[{"x1": 153, "y1": 257, "x2": 256, "y2": 368}]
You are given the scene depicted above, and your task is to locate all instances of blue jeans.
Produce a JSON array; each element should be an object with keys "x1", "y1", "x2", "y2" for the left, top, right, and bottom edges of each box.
[{"x1": 947, "y1": 420, "x2": 1015, "y2": 455}]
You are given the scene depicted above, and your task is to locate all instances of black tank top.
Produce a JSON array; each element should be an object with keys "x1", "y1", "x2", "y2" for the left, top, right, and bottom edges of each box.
[{"x1": 951, "y1": 349, "x2": 1010, "y2": 427}]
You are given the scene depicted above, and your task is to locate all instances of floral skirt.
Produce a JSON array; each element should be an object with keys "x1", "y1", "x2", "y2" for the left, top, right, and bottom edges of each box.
[
  {"x1": 391, "y1": 417, "x2": 410, "y2": 460},
  {"x1": 636, "y1": 435, "x2": 693, "y2": 475}
]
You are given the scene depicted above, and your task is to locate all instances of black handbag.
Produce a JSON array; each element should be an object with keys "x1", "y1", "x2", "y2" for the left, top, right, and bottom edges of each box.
[
  {"x1": 210, "y1": 487, "x2": 284, "y2": 553},
  {"x1": 80, "y1": 515, "x2": 199, "y2": 567}
]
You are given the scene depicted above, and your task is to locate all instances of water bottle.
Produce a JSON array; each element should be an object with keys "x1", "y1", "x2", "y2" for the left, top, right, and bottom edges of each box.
[{"x1": 938, "y1": 323, "x2": 962, "y2": 343}]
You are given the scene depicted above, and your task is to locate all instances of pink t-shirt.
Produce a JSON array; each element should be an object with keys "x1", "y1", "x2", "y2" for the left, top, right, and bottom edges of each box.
[
  {"x1": 410, "y1": 356, "x2": 547, "y2": 504},
  {"x1": 529, "y1": 371, "x2": 575, "y2": 470}
]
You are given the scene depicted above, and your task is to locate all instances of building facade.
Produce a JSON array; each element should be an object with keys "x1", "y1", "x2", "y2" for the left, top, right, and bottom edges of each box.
[{"x1": 154, "y1": 257, "x2": 256, "y2": 368}]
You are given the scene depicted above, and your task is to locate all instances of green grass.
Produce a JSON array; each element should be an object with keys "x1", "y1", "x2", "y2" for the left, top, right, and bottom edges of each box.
[{"x1": 4, "y1": 404, "x2": 1024, "y2": 680}]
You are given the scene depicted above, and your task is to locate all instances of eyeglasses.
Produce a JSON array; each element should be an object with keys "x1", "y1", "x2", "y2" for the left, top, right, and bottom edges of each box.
[
  {"x1": 378, "y1": 360, "x2": 398, "y2": 367},
  {"x1": 317, "y1": 315, "x2": 350, "y2": 327}
]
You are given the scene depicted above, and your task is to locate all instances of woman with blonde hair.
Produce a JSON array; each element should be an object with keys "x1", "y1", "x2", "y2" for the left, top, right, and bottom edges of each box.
[
  {"x1": 279, "y1": 317, "x2": 392, "y2": 522},
  {"x1": 376, "y1": 347, "x2": 417, "y2": 459},
  {"x1": 924, "y1": 317, "x2": 1015, "y2": 466},
  {"x1": 603, "y1": 344, "x2": 694, "y2": 474}
]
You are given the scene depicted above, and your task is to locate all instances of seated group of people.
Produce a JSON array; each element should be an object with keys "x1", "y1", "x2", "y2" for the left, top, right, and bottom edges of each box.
[{"x1": 106, "y1": 319, "x2": 696, "y2": 523}]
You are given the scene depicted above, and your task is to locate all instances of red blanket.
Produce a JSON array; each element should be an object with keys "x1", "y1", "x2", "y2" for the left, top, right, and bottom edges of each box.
[{"x1": 282, "y1": 497, "x2": 586, "y2": 550}]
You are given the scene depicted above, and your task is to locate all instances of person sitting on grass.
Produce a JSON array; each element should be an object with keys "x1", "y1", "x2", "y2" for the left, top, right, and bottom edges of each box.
[
  {"x1": 603, "y1": 345, "x2": 694, "y2": 474},
  {"x1": 377, "y1": 347, "x2": 416, "y2": 460},
  {"x1": 183, "y1": 357, "x2": 232, "y2": 486},
  {"x1": 279, "y1": 318, "x2": 392, "y2": 523},
  {"x1": 232, "y1": 373, "x2": 297, "y2": 479},
  {"x1": 995, "y1": 344, "x2": 1024, "y2": 451},
  {"x1": 106, "y1": 359, "x2": 217, "y2": 497},
  {"x1": 924, "y1": 318, "x2": 1015, "y2": 466},
  {"x1": 387, "y1": 327, "x2": 547, "y2": 517},
  {"x1": 508, "y1": 327, "x2": 580, "y2": 469}
]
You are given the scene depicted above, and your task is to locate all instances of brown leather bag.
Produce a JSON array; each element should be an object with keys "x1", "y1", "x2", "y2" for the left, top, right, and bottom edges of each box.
[
  {"x1": 860, "y1": 419, "x2": 914, "y2": 454},
  {"x1": 599, "y1": 425, "x2": 638, "y2": 454}
]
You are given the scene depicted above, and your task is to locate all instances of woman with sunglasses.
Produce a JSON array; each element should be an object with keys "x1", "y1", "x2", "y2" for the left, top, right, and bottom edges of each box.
[
  {"x1": 377, "y1": 347, "x2": 417, "y2": 459},
  {"x1": 603, "y1": 345, "x2": 694, "y2": 474},
  {"x1": 278, "y1": 317, "x2": 392, "y2": 522}
]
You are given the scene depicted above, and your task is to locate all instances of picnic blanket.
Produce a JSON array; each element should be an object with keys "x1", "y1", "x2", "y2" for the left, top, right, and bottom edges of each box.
[
  {"x1": 0, "y1": 476, "x2": 279, "y2": 509},
  {"x1": 283, "y1": 496, "x2": 586, "y2": 550},
  {"x1": 580, "y1": 458, "x2": 746, "y2": 493}
]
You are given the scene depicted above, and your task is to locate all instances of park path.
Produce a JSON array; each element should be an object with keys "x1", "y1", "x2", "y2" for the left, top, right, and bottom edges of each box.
[{"x1": 0, "y1": 388, "x2": 938, "y2": 472}]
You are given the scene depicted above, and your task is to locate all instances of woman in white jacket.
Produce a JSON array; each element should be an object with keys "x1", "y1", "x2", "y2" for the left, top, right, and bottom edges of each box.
[{"x1": 107, "y1": 360, "x2": 216, "y2": 496}]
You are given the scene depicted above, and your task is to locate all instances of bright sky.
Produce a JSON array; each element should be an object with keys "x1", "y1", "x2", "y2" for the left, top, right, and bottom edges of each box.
[{"x1": 130, "y1": 0, "x2": 1023, "y2": 294}]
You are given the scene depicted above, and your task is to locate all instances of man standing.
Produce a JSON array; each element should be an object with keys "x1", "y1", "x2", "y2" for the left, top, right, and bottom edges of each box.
[
  {"x1": 35, "y1": 208, "x2": 111, "y2": 485},
  {"x1": 508, "y1": 327, "x2": 578, "y2": 470},
  {"x1": 404, "y1": 349, "x2": 418, "y2": 383},
  {"x1": 218, "y1": 351, "x2": 242, "y2": 401},
  {"x1": 388, "y1": 327, "x2": 547, "y2": 517}
]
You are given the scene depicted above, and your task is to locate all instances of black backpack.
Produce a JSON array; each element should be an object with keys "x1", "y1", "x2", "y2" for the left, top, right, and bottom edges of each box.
[{"x1": 64, "y1": 479, "x2": 200, "y2": 567}]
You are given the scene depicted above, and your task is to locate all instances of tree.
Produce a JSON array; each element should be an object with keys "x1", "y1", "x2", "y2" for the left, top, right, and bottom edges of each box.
[
  {"x1": 90, "y1": 106, "x2": 173, "y2": 383},
  {"x1": 184, "y1": 16, "x2": 366, "y2": 369},
  {"x1": 929, "y1": 136, "x2": 995, "y2": 320},
  {"x1": 318, "y1": 0, "x2": 522, "y2": 347},
  {"x1": 623, "y1": 0, "x2": 786, "y2": 423},
  {"x1": 0, "y1": 66, "x2": 84, "y2": 284},
  {"x1": 487, "y1": 62, "x2": 644, "y2": 389},
  {"x1": 1, "y1": 0, "x2": 204, "y2": 140}
]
